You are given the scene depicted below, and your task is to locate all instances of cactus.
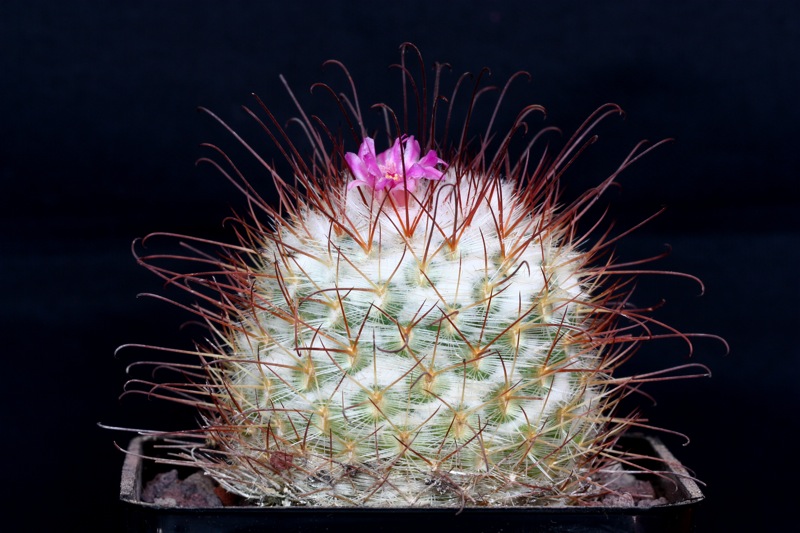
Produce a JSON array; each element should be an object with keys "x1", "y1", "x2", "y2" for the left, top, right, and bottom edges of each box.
[{"x1": 122, "y1": 45, "x2": 718, "y2": 507}]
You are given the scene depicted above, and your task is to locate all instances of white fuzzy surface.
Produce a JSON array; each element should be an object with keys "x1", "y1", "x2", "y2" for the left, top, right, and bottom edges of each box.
[{"x1": 216, "y1": 172, "x2": 606, "y2": 506}]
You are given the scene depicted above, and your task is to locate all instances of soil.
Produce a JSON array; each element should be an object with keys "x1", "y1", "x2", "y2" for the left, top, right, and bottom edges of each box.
[{"x1": 141, "y1": 469, "x2": 239, "y2": 508}]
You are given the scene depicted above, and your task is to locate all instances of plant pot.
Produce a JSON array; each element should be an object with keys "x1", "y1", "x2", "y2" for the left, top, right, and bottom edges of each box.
[{"x1": 119, "y1": 433, "x2": 703, "y2": 533}]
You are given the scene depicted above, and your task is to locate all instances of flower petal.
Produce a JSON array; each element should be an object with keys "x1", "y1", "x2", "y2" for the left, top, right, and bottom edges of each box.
[
  {"x1": 401, "y1": 136, "x2": 421, "y2": 168},
  {"x1": 345, "y1": 152, "x2": 372, "y2": 185}
]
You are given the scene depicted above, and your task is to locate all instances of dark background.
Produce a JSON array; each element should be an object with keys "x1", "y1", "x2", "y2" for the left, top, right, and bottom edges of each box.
[{"x1": 2, "y1": 1, "x2": 797, "y2": 530}]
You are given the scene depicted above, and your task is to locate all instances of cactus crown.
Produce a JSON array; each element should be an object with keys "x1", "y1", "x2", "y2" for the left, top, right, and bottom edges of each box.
[{"x1": 120, "y1": 44, "x2": 719, "y2": 507}]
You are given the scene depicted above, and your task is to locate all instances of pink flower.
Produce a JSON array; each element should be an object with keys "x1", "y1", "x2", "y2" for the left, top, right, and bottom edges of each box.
[{"x1": 346, "y1": 136, "x2": 447, "y2": 196}]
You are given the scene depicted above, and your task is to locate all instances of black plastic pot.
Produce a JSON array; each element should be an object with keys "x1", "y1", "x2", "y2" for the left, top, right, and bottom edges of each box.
[{"x1": 120, "y1": 434, "x2": 703, "y2": 533}]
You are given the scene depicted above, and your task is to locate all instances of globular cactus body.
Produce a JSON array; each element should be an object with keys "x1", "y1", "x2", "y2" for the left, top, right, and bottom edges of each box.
[
  {"x1": 124, "y1": 46, "x2": 715, "y2": 507},
  {"x1": 226, "y1": 171, "x2": 599, "y2": 506}
]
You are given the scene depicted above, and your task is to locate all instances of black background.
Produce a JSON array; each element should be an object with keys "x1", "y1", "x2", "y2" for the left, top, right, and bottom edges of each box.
[{"x1": 2, "y1": 1, "x2": 798, "y2": 530}]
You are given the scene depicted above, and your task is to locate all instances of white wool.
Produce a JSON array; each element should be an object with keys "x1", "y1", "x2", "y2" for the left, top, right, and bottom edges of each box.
[{"x1": 224, "y1": 170, "x2": 601, "y2": 506}]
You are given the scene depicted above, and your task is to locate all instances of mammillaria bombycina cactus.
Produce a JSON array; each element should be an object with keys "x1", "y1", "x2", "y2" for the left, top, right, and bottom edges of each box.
[{"x1": 120, "y1": 45, "x2": 721, "y2": 507}]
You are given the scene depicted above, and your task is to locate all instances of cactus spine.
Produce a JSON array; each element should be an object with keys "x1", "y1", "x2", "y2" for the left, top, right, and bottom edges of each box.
[{"x1": 124, "y1": 46, "x2": 713, "y2": 507}]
